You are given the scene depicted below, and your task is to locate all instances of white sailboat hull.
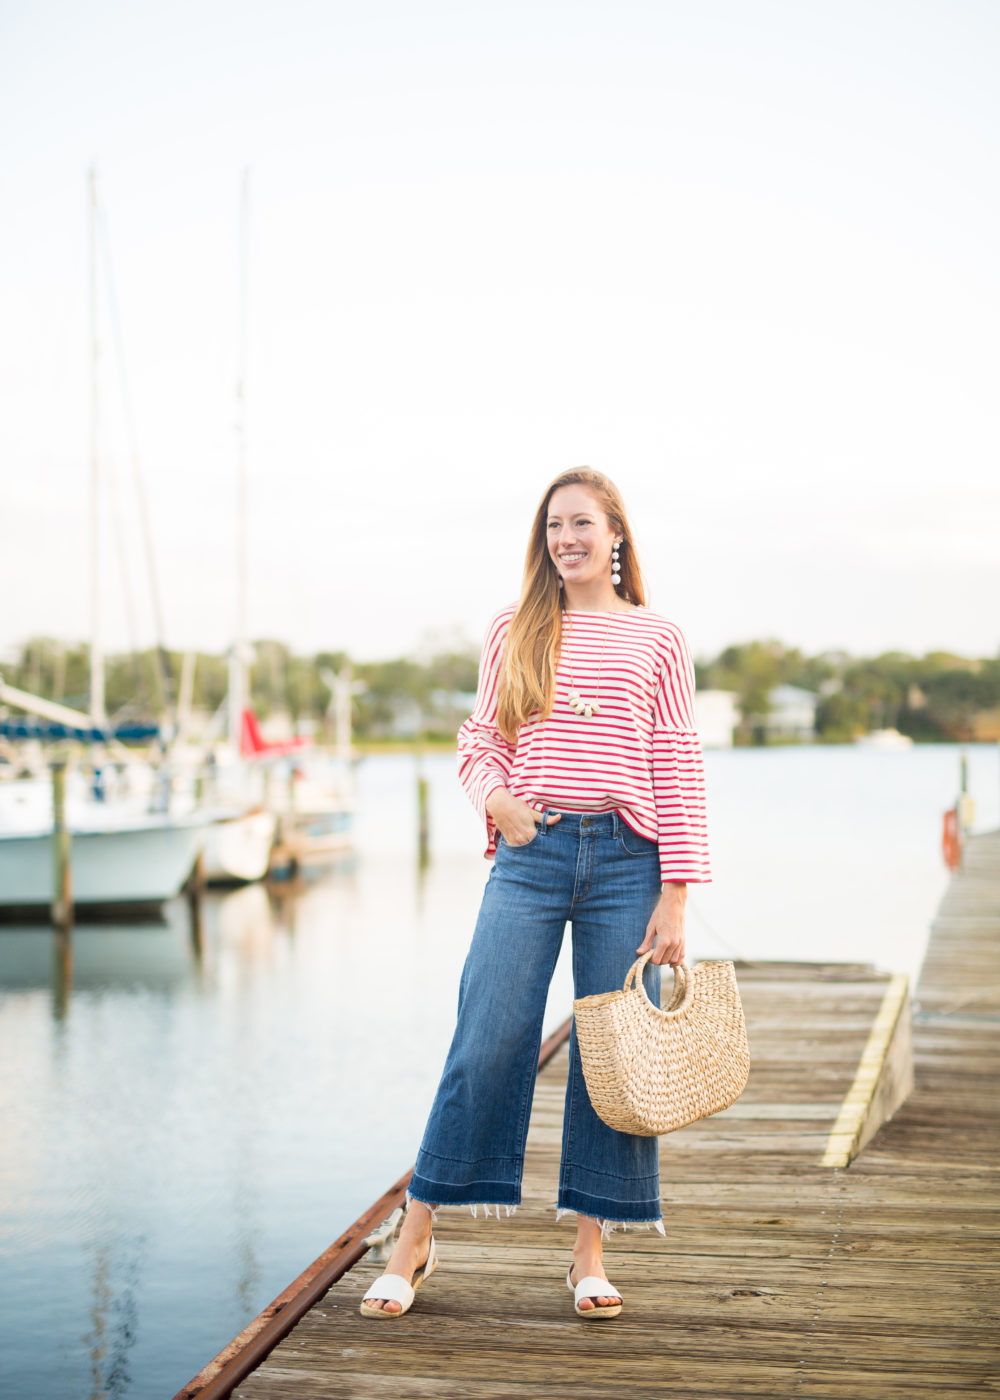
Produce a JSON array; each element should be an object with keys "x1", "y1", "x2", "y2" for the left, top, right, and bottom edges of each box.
[
  {"x1": 203, "y1": 809, "x2": 277, "y2": 883},
  {"x1": 0, "y1": 817, "x2": 208, "y2": 908}
]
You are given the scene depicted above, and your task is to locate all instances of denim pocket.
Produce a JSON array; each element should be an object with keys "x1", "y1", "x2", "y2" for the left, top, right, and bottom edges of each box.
[
  {"x1": 498, "y1": 825, "x2": 540, "y2": 849},
  {"x1": 617, "y1": 825, "x2": 657, "y2": 857}
]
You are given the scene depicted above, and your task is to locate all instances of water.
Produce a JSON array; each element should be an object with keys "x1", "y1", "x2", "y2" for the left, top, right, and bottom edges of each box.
[{"x1": 0, "y1": 744, "x2": 996, "y2": 1399}]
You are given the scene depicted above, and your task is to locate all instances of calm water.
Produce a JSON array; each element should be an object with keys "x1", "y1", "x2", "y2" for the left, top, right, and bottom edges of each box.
[{"x1": 0, "y1": 744, "x2": 996, "y2": 1399}]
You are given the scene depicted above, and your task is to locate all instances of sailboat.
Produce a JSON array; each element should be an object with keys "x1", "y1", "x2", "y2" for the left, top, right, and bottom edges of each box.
[
  {"x1": 0, "y1": 169, "x2": 210, "y2": 915},
  {"x1": 245, "y1": 692, "x2": 357, "y2": 873},
  {"x1": 196, "y1": 171, "x2": 354, "y2": 883}
]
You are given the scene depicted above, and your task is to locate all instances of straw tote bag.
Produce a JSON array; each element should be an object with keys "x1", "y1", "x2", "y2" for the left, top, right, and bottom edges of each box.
[{"x1": 573, "y1": 953, "x2": 750, "y2": 1136}]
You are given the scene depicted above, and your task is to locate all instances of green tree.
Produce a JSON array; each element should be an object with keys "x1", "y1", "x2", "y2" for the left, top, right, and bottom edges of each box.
[{"x1": 706, "y1": 640, "x2": 785, "y2": 744}]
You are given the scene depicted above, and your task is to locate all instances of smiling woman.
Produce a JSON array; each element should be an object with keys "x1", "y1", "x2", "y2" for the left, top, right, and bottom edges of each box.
[
  {"x1": 495, "y1": 470, "x2": 648, "y2": 738},
  {"x1": 547, "y1": 489, "x2": 620, "y2": 587},
  {"x1": 360, "y1": 467, "x2": 711, "y2": 1325}
]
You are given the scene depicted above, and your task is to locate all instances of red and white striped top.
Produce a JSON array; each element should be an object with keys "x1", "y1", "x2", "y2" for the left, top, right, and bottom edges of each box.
[{"x1": 458, "y1": 605, "x2": 712, "y2": 884}]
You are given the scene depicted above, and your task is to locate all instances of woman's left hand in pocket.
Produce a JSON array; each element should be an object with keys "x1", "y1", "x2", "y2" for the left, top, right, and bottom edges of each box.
[{"x1": 636, "y1": 882, "x2": 687, "y2": 966}]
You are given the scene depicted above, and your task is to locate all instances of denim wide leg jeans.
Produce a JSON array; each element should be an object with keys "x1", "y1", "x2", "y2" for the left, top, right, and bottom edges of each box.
[{"x1": 409, "y1": 810, "x2": 664, "y2": 1226}]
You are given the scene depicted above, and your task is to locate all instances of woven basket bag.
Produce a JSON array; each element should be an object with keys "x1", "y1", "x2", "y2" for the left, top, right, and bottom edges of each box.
[{"x1": 573, "y1": 952, "x2": 750, "y2": 1136}]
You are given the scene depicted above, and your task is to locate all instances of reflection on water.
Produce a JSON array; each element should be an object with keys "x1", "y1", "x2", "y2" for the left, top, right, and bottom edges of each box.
[
  {"x1": 83, "y1": 1237, "x2": 146, "y2": 1400},
  {"x1": 0, "y1": 745, "x2": 996, "y2": 1400},
  {"x1": 0, "y1": 902, "x2": 196, "y2": 995}
]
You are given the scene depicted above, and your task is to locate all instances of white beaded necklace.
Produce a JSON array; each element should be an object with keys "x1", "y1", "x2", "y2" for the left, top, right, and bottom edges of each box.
[{"x1": 562, "y1": 610, "x2": 614, "y2": 718}]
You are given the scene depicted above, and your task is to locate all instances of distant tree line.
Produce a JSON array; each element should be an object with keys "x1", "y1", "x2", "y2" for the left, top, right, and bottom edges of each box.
[
  {"x1": 4, "y1": 634, "x2": 999, "y2": 744},
  {"x1": 696, "y1": 640, "x2": 1000, "y2": 743},
  {"x1": 0, "y1": 637, "x2": 479, "y2": 744}
]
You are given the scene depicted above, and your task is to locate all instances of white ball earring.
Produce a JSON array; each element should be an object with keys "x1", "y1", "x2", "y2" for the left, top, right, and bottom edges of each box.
[{"x1": 611, "y1": 542, "x2": 621, "y2": 587}]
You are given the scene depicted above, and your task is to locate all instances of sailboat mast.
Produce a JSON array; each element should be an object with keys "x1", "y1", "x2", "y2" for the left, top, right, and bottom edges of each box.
[
  {"x1": 229, "y1": 168, "x2": 251, "y2": 751},
  {"x1": 89, "y1": 166, "x2": 106, "y2": 726},
  {"x1": 237, "y1": 166, "x2": 249, "y2": 657}
]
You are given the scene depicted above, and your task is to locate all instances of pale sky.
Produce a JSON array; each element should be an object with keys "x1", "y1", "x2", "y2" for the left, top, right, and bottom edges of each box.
[{"x1": 1, "y1": 0, "x2": 997, "y2": 668}]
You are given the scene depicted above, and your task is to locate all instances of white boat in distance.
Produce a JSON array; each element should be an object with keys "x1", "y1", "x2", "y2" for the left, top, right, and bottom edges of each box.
[
  {"x1": 0, "y1": 805, "x2": 209, "y2": 912},
  {"x1": 202, "y1": 808, "x2": 277, "y2": 884},
  {"x1": 854, "y1": 728, "x2": 914, "y2": 751},
  {"x1": 0, "y1": 748, "x2": 213, "y2": 915}
]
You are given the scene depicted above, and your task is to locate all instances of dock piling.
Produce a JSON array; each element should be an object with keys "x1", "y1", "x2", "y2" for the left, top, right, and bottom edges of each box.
[
  {"x1": 416, "y1": 773, "x2": 430, "y2": 867},
  {"x1": 50, "y1": 756, "x2": 73, "y2": 933}
]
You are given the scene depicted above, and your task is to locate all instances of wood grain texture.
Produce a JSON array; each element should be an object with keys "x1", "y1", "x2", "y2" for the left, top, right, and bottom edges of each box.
[{"x1": 230, "y1": 831, "x2": 1000, "y2": 1400}]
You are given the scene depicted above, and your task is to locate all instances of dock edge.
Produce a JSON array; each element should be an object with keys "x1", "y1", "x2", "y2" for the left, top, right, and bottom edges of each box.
[
  {"x1": 171, "y1": 1015, "x2": 573, "y2": 1400},
  {"x1": 820, "y1": 972, "x2": 914, "y2": 1168}
]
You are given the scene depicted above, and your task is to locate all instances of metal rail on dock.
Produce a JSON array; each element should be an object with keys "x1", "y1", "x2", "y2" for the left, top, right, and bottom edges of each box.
[{"x1": 173, "y1": 1016, "x2": 573, "y2": 1400}]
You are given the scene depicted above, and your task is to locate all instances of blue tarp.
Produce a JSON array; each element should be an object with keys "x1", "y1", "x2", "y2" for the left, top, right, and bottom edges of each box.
[{"x1": 0, "y1": 719, "x2": 161, "y2": 742}]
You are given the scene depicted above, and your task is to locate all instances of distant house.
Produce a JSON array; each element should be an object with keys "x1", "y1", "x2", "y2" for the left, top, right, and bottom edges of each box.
[
  {"x1": 695, "y1": 690, "x2": 739, "y2": 748},
  {"x1": 429, "y1": 689, "x2": 479, "y2": 735},
  {"x1": 385, "y1": 696, "x2": 423, "y2": 738},
  {"x1": 765, "y1": 685, "x2": 819, "y2": 742},
  {"x1": 370, "y1": 690, "x2": 479, "y2": 739}
]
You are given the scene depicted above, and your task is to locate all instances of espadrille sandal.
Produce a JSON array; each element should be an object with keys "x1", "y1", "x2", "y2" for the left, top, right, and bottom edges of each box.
[
  {"x1": 566, "y1": 1268, "x2": 623, "y2": 1319},
  {"x1": 360, "y1": 1236, "x2": 438, "y2": 1319}
]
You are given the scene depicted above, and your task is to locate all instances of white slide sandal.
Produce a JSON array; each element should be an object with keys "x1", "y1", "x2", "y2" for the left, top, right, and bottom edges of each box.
[
  {"x1": 360, "y1": 1237, "x2": 438, "y2": 1319},
  {"x1": 567, "y1": 1268, "x2": 623, "y2": 1319}
]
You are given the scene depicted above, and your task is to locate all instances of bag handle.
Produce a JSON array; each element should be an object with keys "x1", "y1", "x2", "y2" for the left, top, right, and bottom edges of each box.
[{"x1": 623, "y1": 953, "x2": 691, "y2": 1014}]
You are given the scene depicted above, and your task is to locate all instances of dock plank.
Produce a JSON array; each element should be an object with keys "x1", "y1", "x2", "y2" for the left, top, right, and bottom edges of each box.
[{"x1": 225, "y1": 831, "x2": 1000, "y2": 1400}]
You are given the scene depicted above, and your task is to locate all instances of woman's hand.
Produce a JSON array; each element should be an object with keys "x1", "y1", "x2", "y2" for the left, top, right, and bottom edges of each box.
[
  {"x1": 485, "y1": 788, "x2": 561, "y2": 846},
  {"x1": 636, "y1": 882, "x2": 687, "y2": 966}
]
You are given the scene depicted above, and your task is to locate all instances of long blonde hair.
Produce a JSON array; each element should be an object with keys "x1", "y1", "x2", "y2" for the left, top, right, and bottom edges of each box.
[{"x1": 496, "y1": 468, "x2": 646, "y2": 741}]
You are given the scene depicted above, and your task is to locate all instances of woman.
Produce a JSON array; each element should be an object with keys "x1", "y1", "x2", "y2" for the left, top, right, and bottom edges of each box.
[{"x1": 361, "y1": 467, "x2": 711, "y2": 1320}]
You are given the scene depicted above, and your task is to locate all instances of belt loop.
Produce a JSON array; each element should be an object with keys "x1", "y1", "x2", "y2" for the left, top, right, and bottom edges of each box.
[
  {"x1": 540, "y1": 804, "x2": 549, "y2": 835},
  {"x1": 611, "y1": 810, "x2": 619, "y2": 836}
]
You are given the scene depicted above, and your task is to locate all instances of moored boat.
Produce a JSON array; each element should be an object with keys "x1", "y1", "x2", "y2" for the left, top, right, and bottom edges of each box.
[
  {"x1": 0, "y1": 810, "x2": 209, "y2": 914},
  {"x1": 855, "y1": 728, "x2": 914, "y2": 750},
  {"x1": 201, "y1": 807, "x2": 277, "y2": 884}
]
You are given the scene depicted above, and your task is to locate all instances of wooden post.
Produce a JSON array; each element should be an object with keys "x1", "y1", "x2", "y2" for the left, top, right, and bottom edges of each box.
[
  {"x1": 188, "y1": 853, "x2": 205, "y2": 961},
  {"x1": 186, "y1": 848, "x2": 206, "y2": 900},
  {"x1": 52, "y1": 926, "x2": 74, "y2": 1020},
  {"x1": 417, "y1": 773, "x2": 430, "y2": 869},
  {"x1": 957, "y1": 750, "x2": 977, "y2": 853},
  {"x1": 272, "y1": 764, "x2": 299, "y2": 878},
  {"x1": 415, "y1": 736, "x2": 430, "y2": 869},
  {"x1": 51, "y1": 758, "x2": 73, "y2": 932}
]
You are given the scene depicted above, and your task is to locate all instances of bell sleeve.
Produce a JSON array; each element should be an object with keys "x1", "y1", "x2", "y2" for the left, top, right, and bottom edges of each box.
[
  {"x1": 652, "y1": 624, "x2": 712, "y2": 884},
  {"x1": 457, "y1": 608, "x2": 517, "y2": 852}
]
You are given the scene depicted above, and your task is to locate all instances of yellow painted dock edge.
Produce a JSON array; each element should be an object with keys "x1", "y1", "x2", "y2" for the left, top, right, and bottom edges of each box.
[{"x1": 821, "y1": 973, "x2": 912, "y2": 1168}]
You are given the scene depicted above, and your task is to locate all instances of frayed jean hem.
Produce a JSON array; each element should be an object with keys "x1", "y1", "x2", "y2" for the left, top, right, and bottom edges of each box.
[
  {"x1": 555, "y1": 1206, "x2": 666, "y2": 1240},
  {"x1": 555, "y1": 1187, "x2": 665, "y2": 1240},
  {"x1": 405, "y1": 1186, "x2": 664, "y2": 1239},
  {"x1": 406, "y1": 1188, "x2": 518, "y2": 1223}
]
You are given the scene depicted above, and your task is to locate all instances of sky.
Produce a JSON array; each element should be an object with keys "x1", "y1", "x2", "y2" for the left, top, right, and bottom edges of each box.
[{"x1": 1, "y1": 0, "x2": 997, "y2": 668}]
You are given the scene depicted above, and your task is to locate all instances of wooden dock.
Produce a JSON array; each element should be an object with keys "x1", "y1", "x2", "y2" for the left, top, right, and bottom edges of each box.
[{"x1": 187, "y1": 831, "x2": 1000, "y2": 1399}]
